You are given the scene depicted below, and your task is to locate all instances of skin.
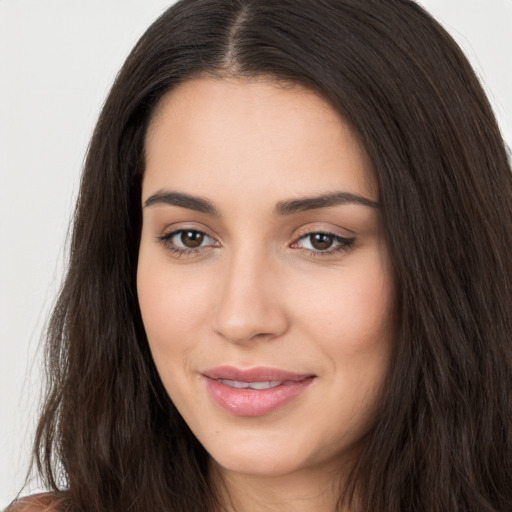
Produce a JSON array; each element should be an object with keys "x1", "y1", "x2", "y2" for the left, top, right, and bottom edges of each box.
[{"x1": 137, "y1": 77, "x2": 394, "y2": 512}]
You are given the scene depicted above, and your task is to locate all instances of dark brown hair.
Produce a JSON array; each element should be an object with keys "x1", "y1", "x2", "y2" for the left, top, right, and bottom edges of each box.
[{"x1": 22, "y1": 0, "x2": 512, "y2": 511}]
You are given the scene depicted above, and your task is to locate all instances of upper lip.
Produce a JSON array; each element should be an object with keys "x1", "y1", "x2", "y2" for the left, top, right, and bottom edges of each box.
[{"x1": 202, "y1": 366, "x2": 315, "y2": 382}]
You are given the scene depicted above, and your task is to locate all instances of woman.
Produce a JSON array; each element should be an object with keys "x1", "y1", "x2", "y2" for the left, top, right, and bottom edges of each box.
[{"x1": 8, "y1": 0, "x2": 512, "y2": 511}]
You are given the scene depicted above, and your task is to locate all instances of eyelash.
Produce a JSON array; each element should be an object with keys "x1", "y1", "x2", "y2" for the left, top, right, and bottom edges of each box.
[
  {"x1": 157, "y1": 229, "x2": 216, "y2": 258},
  {"x1": 293, "y1": 232, "x2": 355, "y2": 257},
  {"x1": 157, "y1": 229, "x2": 355, "y2": 258}
]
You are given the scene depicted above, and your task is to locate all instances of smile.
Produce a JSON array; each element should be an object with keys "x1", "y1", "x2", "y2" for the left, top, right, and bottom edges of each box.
[
  {"x1": 203, "y1": 366, "x2": 315, "y2": 416},
  {"x1": 217, "y1": 379, "x2": 283, "y2": 389}
]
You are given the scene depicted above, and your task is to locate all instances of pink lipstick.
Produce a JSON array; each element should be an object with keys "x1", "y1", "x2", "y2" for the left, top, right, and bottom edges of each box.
[{"x1": 202, "y1": 366, "x2": 315, "y2": 416}]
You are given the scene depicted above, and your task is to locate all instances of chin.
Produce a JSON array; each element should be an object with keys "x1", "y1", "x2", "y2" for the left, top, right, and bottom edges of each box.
[
  {"x1": 211, "y1": 450, "x2": 306, "y2": 478},
  {"x1": 204, "y1": 430, "x2": 335, "y2": 479}
]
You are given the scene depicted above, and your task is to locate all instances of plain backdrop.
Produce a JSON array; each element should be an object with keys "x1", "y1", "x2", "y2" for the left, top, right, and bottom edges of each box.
[{"x1": 1, "y1": 0, "x2": 511, "y2": 504}]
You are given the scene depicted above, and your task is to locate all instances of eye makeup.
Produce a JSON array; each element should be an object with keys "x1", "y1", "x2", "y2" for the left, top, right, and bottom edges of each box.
[{"x1": 157, "y1": 227, "x2": 356, "y2": 259}]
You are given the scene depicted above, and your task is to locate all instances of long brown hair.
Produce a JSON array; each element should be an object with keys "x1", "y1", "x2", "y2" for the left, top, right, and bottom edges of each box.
[{"x1": 24, "y1": 0, "x2": 512, "y2": 511}]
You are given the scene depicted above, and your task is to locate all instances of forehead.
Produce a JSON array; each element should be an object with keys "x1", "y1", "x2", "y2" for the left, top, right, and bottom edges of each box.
[{"x1": 143, "y1": 77, "x2": 376, "y2": 205}]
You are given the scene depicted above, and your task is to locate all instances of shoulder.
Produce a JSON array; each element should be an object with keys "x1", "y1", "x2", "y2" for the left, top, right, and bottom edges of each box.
[{"x1": 5, "y1": 493, "x2": 65, "y2": 512}]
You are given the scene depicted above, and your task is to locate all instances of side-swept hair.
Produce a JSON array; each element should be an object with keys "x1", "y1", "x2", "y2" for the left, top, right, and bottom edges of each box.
[{"x1": 29, "y1": 1, "x2": 512, "y2": 511}]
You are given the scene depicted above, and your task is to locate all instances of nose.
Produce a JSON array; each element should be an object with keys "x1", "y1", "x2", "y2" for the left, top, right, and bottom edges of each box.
[{"x1": 213, "y1": 249, "x2": 289, "y2": 345}]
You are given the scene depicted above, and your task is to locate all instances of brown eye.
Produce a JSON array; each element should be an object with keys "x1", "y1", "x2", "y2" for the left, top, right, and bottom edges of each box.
[
  {"x1": 160, "y1": 229, "x2": 217, "y2": 253},
  {"x1": 180, "y1": 230, "x2": 205, "y2": 248},
  {"x1": 294, "y1": 231, "x2": 355, "y2": 255},
  {"x1": 309, "y1": 233, "x2": 334, "y2": 250}
]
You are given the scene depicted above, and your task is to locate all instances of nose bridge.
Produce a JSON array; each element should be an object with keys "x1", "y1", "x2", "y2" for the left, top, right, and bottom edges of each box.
[{"x1": 214, "y1": 243, "x2": 287, "y2": 344}]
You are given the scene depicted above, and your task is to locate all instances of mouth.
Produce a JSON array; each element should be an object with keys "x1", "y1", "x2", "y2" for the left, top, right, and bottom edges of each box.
[
  {"x1": 202, "y1": 366, "x2": 316, "y2": 416},
  {"x1": 216, "y1": 379, "x2": 284, "y2": 390}
]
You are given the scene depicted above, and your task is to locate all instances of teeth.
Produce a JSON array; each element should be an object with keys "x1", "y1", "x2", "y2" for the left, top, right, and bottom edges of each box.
[
  {"x1": 249, "y1": 381, "x2": 282, "y2": 389},
  {"x1": 217, "y1": 379, "x2": 283, "y2": 390},
  {"x1": 218, "y1": 379, "x2": 249, "y2": 389}
]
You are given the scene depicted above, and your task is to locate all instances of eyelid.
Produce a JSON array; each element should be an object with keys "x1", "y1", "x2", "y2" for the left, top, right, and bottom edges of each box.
[
  {"x1": 289, "y1": 225, "x2": 356, "y2": 256},
  {"x1": 156, "y1": 225, "x2": 221, "y2": 258},
  {"x1": 156, "y1": 223, "x2": 356, "y2": 258},
  {"x1": 291, "y1": 232, "x2": 355, "y2": 248},
  {"x1": 171, "y1": 229, "x2": 216, "y2": 248},
  {"x1": 158, "y1": 221, "x2": 219, "y2": 241},
  {"x1": 291, "y1": 223, "x2": 355, "y2": 241}
]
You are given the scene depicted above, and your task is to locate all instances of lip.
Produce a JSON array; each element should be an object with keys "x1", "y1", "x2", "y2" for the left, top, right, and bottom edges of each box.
[{"x1": 202, "y1": 366, "x2": 316, "y2": 416}]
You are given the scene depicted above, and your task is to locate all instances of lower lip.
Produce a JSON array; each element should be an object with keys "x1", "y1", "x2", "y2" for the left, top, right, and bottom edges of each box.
[{"x1": 204, "y1": 377, "x2": 314, "y2": 416}]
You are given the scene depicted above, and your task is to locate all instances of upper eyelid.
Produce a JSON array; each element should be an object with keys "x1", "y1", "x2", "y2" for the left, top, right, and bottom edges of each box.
[
  {"x1": 296, "y1": 231, "x2": 352, "y2": 242},
  {"x1": 161, "y1": 226, "x2": 348, "y2": 238},
  {"x1": 160, "y1": 227, "x2": 354, "y2": 250},
  {"x1": 160, "y1": 223, "x2": 353, "y2": 237},
  {"x1": 293, "y1": 223, "x2": 356, "y2": 237},
  {"x1": 157, "y1": 229, "x2": 219, "y2": 256},
  {"x1": 161, "y1": 228, "x2": 218, "y2": 245},
  {"x1": 160, "y1": 224, "x2": 217, "y2": 240},
  {"x1": 292, "y1": 225, "x2": 355, "y2": 242},
  {"x1": 291, "y1": 232, "x2": 355, "y2": 250}
]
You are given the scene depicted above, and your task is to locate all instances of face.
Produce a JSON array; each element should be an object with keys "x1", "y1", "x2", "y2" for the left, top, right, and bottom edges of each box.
[{"x1": 138, "y1": 77, "x2": 394, "y2": 480}]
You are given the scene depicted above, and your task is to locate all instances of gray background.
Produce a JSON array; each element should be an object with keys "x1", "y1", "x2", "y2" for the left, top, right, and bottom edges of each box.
[{"x1": 1, "y1": 0, "x2": 511, "y2": 503}]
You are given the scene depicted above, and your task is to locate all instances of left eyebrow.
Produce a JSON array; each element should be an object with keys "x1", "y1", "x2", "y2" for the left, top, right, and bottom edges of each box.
[{"x1": 274, "y1": 191, "x2": 379, "y2": 216}]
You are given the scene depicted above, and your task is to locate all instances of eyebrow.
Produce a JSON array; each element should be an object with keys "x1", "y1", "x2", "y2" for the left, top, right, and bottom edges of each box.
[
  {"x1": 274, "y1": 191, "x2": 379, "y2": 215},
  {"x1": 143, "y1": 190, "x2": 379, "y2": 216},
  {"x1": 144, "y1": 191, "x2": 220, "y2": 216}
]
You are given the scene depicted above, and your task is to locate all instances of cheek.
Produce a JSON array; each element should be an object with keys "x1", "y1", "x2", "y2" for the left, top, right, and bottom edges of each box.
[
  {"x1": 137, "y1": 253, "x2": 214, "y2": 355},
  {"x1": 292, "y1": 256, "x2": 393, "y2": 352}
]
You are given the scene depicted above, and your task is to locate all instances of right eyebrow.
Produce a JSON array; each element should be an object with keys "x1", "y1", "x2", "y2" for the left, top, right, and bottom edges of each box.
[{"x1": 143, "y1": 190, "x2": 220, "y2": 216}]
